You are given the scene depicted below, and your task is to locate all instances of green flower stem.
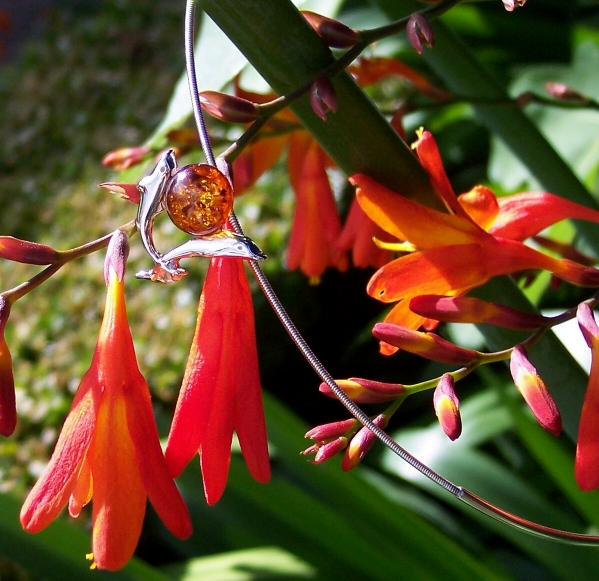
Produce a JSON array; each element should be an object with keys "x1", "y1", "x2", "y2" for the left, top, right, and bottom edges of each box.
[{"x1": 202, "y1": 0, "x2": 443, "y2": 209}]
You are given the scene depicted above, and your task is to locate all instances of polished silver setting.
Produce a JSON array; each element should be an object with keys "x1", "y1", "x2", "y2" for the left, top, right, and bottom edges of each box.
[{"x1": 134, "y1": 150, "x2": 266, "y2": 284}]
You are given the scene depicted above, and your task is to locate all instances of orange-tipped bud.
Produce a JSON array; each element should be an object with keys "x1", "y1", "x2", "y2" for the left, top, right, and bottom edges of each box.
[
  {"x1": 200, "y1": 91, "x2": 260, "y2": 124},
  {"x1": 342, "y1": 415, "x2": 388, "y2": 471},
  {"x1": 319, "y1": 377, "x2": 404, "y2": 403},
  {"x1": 510, "y1": 345, "x2": 562, "y2": 436},
  {"x1": 409, "y1": 295, "x2": 547, "y2": 331},
  {"x1": 406, "y1": 13, "x2": 434, "y2": 55},
  {"x1": 301, "y1": 11, "x2": 360, "y2": 48},
  {"x1": 0, "y1": 237, "x2": 60, "y2": 265},
  {"x1": 0, "y1": 296, "x2": 15, "y2": 436},
  {"x1": 372, "y1": 323, "x2": 479, "y2": 365},
  {"x1": 98, "y1": 182, "x2": 141, "y2": 204},
  {"x1": 545, "y1": 82, "x2": 588, "y2": 102},
  {"x1": 102, "y1": 146, "x2": 151, "y2": 171},
  {"x1": 302, "y1": 437, "x2": 348, "y2": 464},
  {"x1": 433, "y1": 374, "x2": 461, "y2": 440},
  {"x1": 305, "y1": 418, "x2": 359, "y2": 440},
  {"x1": 104, "y1": 230, "x2": 130, "y2": 285},
  {"x1": 310, "y1": 75, "x2": 338, "y2": 121}
]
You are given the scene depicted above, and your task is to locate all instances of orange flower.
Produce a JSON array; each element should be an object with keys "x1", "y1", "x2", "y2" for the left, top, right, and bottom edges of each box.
[
  {"x1": 20, "y1": 231, "x2": 192, "y2": 571},
  {"x1": 165, "y1": 256, "x2": 270, "y2": 505},
  {"x1": 352, "y1": 130, "x2": 599, "y2": 353}
]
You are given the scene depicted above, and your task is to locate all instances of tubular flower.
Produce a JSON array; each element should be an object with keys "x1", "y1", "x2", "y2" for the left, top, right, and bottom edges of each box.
[
  {"x1": 575, "y1": 304, "x2": 599, "y2": 491},
  {"x1": 352, "y1": 130, "x2": 599, "y2": 353},
  {"x1": 20, "y1": 231, "x2": 192, "y2": 571},
  {"x1": 287, "y1": 131, "x2": 348, "y2": 281},
  {"x1": 165, "y1": 257, "x2": 270, "y2": 505}
]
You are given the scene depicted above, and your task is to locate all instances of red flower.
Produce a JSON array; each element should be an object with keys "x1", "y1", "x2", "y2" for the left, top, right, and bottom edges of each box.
[
  {"x1": 20, "y1": 231, "x2": 192, "y2": 571},
  {"x1": 575, "y1": 303, "x2": 599, "y2": 490},
  {"x1": 165, "y1": 257, "x2": 270, "y2": 505}
]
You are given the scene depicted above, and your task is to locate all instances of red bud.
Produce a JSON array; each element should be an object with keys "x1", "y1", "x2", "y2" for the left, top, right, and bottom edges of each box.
[
  {"x1": 0, "y1": 237, "x2": 60, "y2": 265},
  {"x1": 98, "y1": 182, "x2": 141, "y2": 204},
  {"x1": 200, "y1": 91, "x2": 259, "y2": 123},
  {"x1": 310, "y1": 75, "x2": 338, "y2": 121},
  {"x1": 301, "y1": 11, "x2": 360, "y2": 48},
  {"x1": 433, "y1": 374, "x2": 461, "y2": 440},
  {"x1": 102, "y1": 146, "x2": 151, "y2": 171},
  {"x1": 104, "y1": 230, "x2": 130, "y2": 285},
  {"x1": 406, "y1": 13, "x2": 434, "y2": 55}
]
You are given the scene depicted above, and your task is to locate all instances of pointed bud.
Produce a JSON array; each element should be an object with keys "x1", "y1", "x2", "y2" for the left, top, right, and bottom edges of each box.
[
  {"x1": 510, "y1": 345, "x2": 562, "y2": 436},
  {"x1": 0, "y1": 296, "x2": 15, "y2": 436},
  {"x1": 342, "y1": 415, "x2": 388, "y2": 471},
  {"x1": 373, "y1": 323, "x2": 479, "y2": 365},
  {"x1": 310, "y1": 75, "x2": 338, "y2": 121},
  {"x1": 406, "y1": 13, "x2": 434, "y2": 55},
  {"x1": 301, "y1": 11, "x2": 360, "y2": 48},
  {"x1": 102, "y1": 146, "x2": 151, "y2": 171},
  {"x1": 544, "y1": 82, "x2": 588, "y2": 103},
  {"x1": 319, "y1": 377, "x2": 404, "y2": 403},
  {"x1": 502, "y1": 0, "x2": 527, "y2": 11},
  {"x1": 433, "y1": 374, "x2": 461, "y2": 440},
  {"x1": 0, "y1": 237, "x2": 60, "y2": 265},
  {"x1": 98, "y1": 182, "x2": 141, "y2": 204},
  {"x1": 409, "y1": 295, "x2": 547, "y2": 331},
  {"x1": 104, "y1": 230, "x2": 130, "y2": 285},
  {"x1": 305, "y1": 418, "x2": 359, "y2": 440},
  {"x1": 302, "y1": 436, "x2": 348, "y2": 464},
  {"x1": 200, "y1": 91, "x2": 260, "y2": 123}
]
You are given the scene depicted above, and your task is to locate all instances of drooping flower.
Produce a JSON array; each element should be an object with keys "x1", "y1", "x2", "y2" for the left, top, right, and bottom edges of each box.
[
  {"x1": 165, "y1": 256, "x2": 270, "y2": 505},
  {"x1": 352, "y1": 130, "x2": 599, "y2": 353},
  {"x1": 575, "y1": 303, "x2": 599, "y2": 491},
  {"x1": 20, "y1": 231, "x2": 192, "y2": 571}
]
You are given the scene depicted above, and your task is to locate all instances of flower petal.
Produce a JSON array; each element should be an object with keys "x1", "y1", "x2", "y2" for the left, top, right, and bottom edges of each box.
[
  {"x1": 20, "y1": 372, "x2": 96, "y2": 533},
  {"x1": 352, "y1": 174, "x2": 481, "y2": 248}
]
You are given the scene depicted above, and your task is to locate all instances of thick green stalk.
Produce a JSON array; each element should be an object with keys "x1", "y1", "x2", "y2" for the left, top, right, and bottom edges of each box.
[{"x1": 201, "y1": 0, "x2": 441, "y2": 208}]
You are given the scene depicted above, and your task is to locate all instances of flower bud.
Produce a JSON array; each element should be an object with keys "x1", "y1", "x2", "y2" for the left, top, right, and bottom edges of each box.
[
  {"x1": 104, "y1": 230, "x2": 130, "y2": 285},
  {"x1": 406, "y1": 13, "x2": 434, "y2": 55},
  {"x1": 319, "y1": 377, "x2": 404, "y2": 403},
  {"x1": 98, "y1": 182, "x2": 141, "y2": 204},
  {"x1": 544, "y1": 82, "x2": 588, "y2": 103},
  {"x1": 342, "y1": 415, "x2": 388, "y2": 471},
  {"x1": 302, "y1": 437, "x2": 348, "y2": 464},
  {"x1": 305, "y1": 418, "x2": 358, "y2": 440},
  {"x1": 310, "y1": 75, "x2": 338, "y2": 121},
  {"x1": 200, "y1": 91, "x2": 260, "y2": 123},
  {"x1": 102, "y1": 146, "x2": 151, "y2": 171},
  {"x1": 409, "y1": 295, "x2": 546, "y2": 331},
  {"x1": 372, "y1": 322, "x2": 479, "y2": 365},
  {"x1": 0, "y1": 296, "x2": 15, "y2": 436},
  {"x1": 502, "y1": 0, "x2": 527, "y2": 11},
  {"x1": 433, "y1": 374, "x2": 461, "y2": 440},
  {"x1": 301, "y1": 11, "x2": 361, "y2": 48},
  {"x1": 0, "y1": 236, "x2": 60, "y2": 265},
  {"x1": 510, "y1": 345, "x2": 561, "y2": 436}
]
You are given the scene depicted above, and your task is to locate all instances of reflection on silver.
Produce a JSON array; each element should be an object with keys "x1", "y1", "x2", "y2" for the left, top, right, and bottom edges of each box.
[{"x1": 135, "y1": 150, "x2": 266, "y2": 283}]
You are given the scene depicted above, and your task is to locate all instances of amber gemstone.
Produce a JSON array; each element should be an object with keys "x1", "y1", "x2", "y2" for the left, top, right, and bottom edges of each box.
[{"x1": 165, "y1": 164, "x2": 233, "y2": 236}]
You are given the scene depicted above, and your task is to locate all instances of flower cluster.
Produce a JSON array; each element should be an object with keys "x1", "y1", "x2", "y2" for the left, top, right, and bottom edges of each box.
[
  {"x1": 306, "y1": 129, "x2": 599, "y2": 490},
  {"x1": 0, "y1": 225, "x2": 270, "y2": 569}
]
